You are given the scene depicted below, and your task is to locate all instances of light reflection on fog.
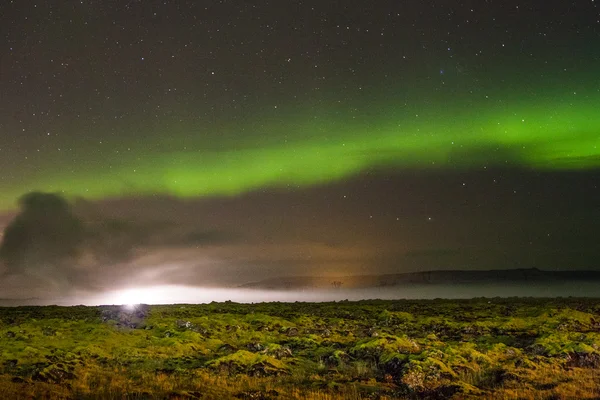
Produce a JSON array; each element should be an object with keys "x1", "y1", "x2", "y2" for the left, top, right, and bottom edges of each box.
[{"x1": 48, "y1": 281, "x2": 600, "y2": 306}]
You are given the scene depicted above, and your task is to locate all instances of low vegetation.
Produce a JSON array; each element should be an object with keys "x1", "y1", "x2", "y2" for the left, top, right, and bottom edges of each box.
[{"x1": 1, "y1": 298, "x2": 600, "y2": 399}]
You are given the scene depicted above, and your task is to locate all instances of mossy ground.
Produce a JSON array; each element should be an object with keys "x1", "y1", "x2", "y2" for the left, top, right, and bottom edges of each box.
[{"x1": 1, "y1": 298, "x2": 600, "y2": 399}]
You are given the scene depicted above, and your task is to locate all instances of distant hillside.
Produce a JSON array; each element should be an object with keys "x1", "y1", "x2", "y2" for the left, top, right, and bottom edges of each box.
[
  {"x1": 239, "y1": 268, "x2": 600, "y2": 290},
  {"x1": 0, "y1": 297, "x2": 43, "y2": 307}
]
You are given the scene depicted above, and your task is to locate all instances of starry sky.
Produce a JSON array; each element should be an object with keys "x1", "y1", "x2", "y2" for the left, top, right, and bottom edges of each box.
[{"x1": 0, "y1": 0, "x2": 599, "y2": 301}]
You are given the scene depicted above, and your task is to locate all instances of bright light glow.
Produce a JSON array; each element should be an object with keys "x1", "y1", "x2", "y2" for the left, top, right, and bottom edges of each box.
[
  {"x1": 109, "y1": 286, "x2": 174, "y2": 306},
  {"x1": 86, "y1": 282, "x2": 600, "y2": 307},
  {"x1": 100, "y1": 285, "x2": 303, "y2": 305}
]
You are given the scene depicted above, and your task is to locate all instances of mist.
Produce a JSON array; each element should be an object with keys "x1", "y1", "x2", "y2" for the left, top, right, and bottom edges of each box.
[{"x1": 1, "y1": 281, "x2": 598, "y2": 307}]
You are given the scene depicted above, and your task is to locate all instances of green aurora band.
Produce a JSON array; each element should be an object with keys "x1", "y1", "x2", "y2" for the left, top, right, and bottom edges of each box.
[{"x1": 3, "y1": 92, "x2": 599, "y2": 210}]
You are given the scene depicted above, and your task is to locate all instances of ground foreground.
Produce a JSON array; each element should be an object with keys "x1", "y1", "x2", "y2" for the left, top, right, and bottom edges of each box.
[{"x1": 1, "y1": 298, "x2": 600, "y2": 399}]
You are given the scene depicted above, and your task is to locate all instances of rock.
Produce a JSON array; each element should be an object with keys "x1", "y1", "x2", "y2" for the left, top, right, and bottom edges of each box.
[
  {"x1": 248, "y1": 362, "x2": 288, "y2": 377},
  {"x1": 5, "y1": 331, "x2": 15, "y2": 338},
  {"x1": 218, "y1": 344, "x2": 237, "y2": 354},
  {"x1": 535, "y1": 382, "x2": 559, "y2": 390},
  {"x1": 42, "y1": 327, "x2": 56, "y2": 336},
  {"x1": 367, "y1": 327, "x2": 379, "y2": 337},
  {"x1": 326, "y1": 350, "x2": 350, "y2": 367},
  {"x1": 286, "y1": 327, "x2": 299, "y2": 337},
  {"x1": 435, "y1": 384, "x2": 463, "y2": 398},
  {"x1": 235, "y1": 389, "x2": 279, "y2": 399},
  {"x1": 32, "y1": 364, "x2": 76, "y2": 384},
  {"x1": 566, "y1": 352, "x2": 600, "y2": 368},
  {"x1": 100, "y1": 305, "x2": 149, "y2": 328},
  {"x1": 167, "y1": 391, "x2": 203, "y2": 399},
  {"x1": 265, "y1": 346, "x2": 293, "y2": 359},
  {"x1": 176, "y1": 319, "x2": 195, "y2": 329},
  {"x1": 257, "y1": 324, "x2": 270, "y2": 332},
  {"x1": 382, "y1": 357, "x2": 406, "y2": 380},
  {"x1": 527, "y1": 344, "x2": 548, "y2": 356},
  {"x1": 247, "y1": 342, "x2": 264, "y2": 352},
  {"x1": 164, "y1": 331, "x2": 175, "y2": 338}
]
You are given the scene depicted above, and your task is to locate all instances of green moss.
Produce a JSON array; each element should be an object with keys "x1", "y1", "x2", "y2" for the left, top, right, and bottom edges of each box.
[
  {"x1": 534, "y1": 332, "x2": 600, "y2": 356},
  {"x1": 1, "y1": 299, "x2": 600, "y2": 398},
  {"x1": 350, "y1": 334, "x2": 420, "y2": 365},
  {"x1": 207, "y1": 350, "x2": 288, "y2": 376}
]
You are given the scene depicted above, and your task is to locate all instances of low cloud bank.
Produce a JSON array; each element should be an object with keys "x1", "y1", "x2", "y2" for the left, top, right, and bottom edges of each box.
[{"x1": 1, "y1": 281, "x2": 598, "y2": 307}]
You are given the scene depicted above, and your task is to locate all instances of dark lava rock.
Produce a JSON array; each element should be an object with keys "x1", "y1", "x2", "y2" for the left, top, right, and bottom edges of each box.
[
  {"x1": 433, "y1": 384, "x2": 462, "y2": 399},
  {"x1": 321, "y1": 340, "x2": 343, "y2": 349},
  {"x1": 167, "y1": 391, "x2": 202, "y2": 399},
  {"x1": 235, "y1": 389, "x2": 279, "y2": 399},
  {"x1": 11, "y1": 377, "x2": 26, "y2": 384},
  {"x1": 535, "y1": 382, "x2": 559, "y2": 390},
  {"x1": 408, "y1": 384, "x2": 463, "y2": 400},
  {"x1": 367, "y1": 327, "x2": 379, "y2": 337},
  {"x1": 286, "y1": 327, "x2": 299, "y2": 337},
  {"x1": 218, "y1": 343, "x2": 237, "y2": 354},
  {"x1": 566, "y1": 352, "x2": 600, "y2": 368},
  {"x1": 266, "y1": 346, "x2": 293, "y2": 359},
  {"x1": 5, "y1": 331, "x2": 15, "y2": 338},
  {"x1": 511, "y1": 335, "x2": 537, "y2": 348},
  {"x1": 527, "y1": 343, "x2": 548, "y2": 356},
  {"x1": 176, "y1": 319, "x2": 195, "y2": 329},
  {"x1": 381, "y1": 357, "x2": 406, "y2": 380},
  {"x1": 32, "y1": 364, "x2": 76, "y2": 384},
  {"x1": 246, "y1": 342, "x2": 264, "y2": 352},
  {"x1": 100, "y1": 304, "x2": 149, "y2": 328},
  {"x1": 216, "y1": 359, "x2": 287, "y2": 378},
  {"x1": 42, "y1": 327, "x2": 56, "y2": 336},
  {"x1": 325, "y1": 351, "x2": 350, "y2": 367},
  {"x1": 164, "y1": 331, "x2": 175, "y2": 338},
  {"x1": 156, "y1": 368, "x2": 177, "y2": 375},
  {"x1": 174, "y1": 320, "x2": 208, "y2": 335},
  {"x1": 248, "y1": 362, "x2": 288, "y2": 377},
  {"x1": 475, "y1": 368, "x2": 518, "y2": 388}
]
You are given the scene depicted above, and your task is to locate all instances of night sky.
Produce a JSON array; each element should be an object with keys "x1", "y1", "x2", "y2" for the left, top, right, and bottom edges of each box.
[{"x1": 0, "y1": 0, "x2": 599, "y2": 302}]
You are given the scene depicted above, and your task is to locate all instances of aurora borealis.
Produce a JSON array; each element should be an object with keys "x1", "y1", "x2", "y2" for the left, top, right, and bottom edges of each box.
[
  {"x1": 1, "y1": 0, "x2": 599, "y2": 302},
  {"x1": 3, "y1": 90, "x2": 600, "y2": 208}
]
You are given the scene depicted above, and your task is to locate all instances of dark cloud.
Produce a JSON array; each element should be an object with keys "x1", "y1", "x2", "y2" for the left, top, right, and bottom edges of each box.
[
  {"x1": 0, "y1": 193, "x2": 244, "y2": 297},
  {"x1": 0, "y1": 192, "x2": 84, "y2": 276}
]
